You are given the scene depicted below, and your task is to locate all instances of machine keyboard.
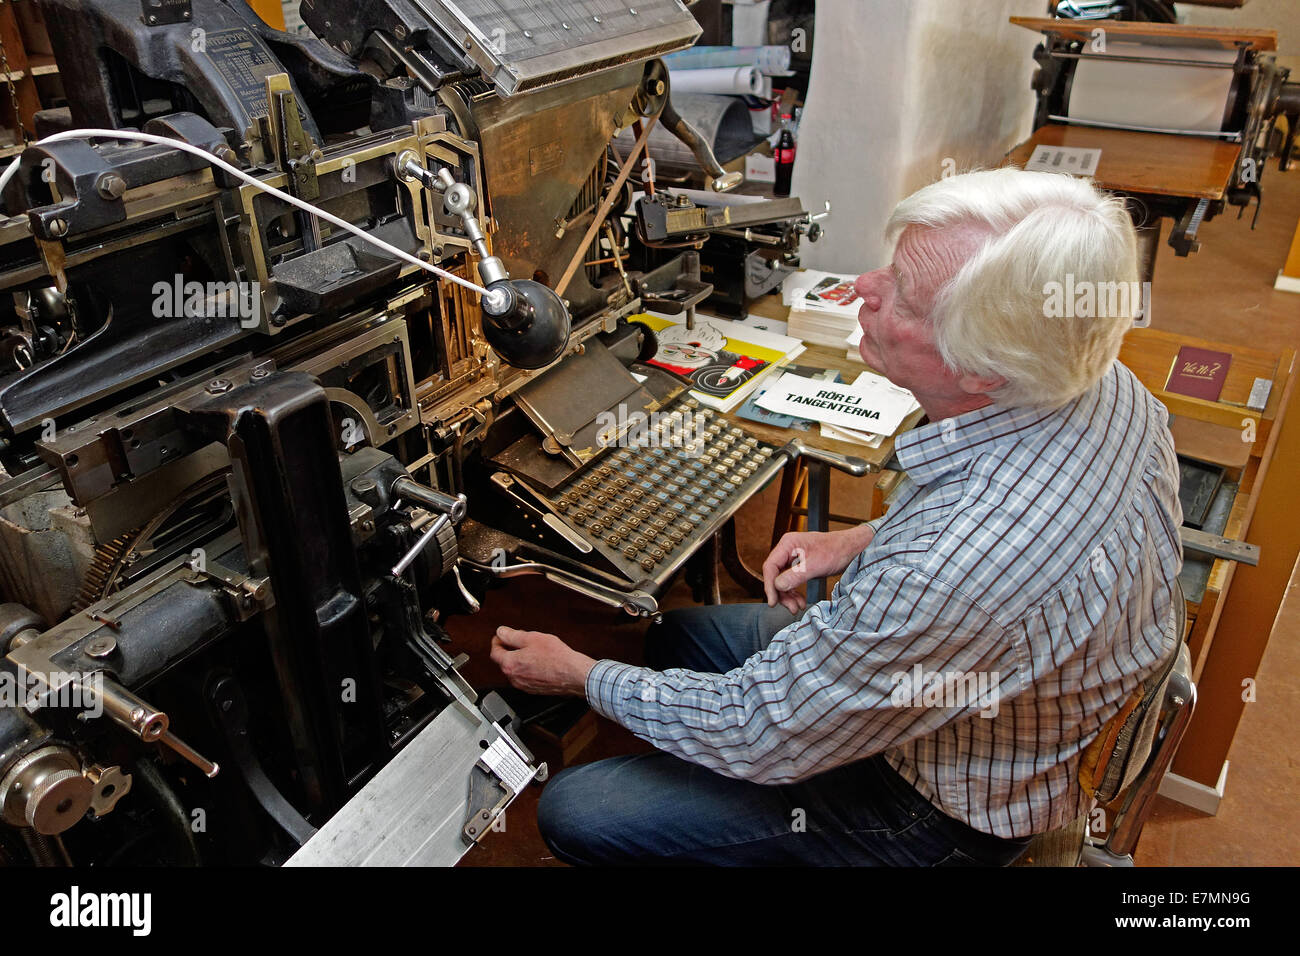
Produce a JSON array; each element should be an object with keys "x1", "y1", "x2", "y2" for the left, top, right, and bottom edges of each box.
[{"x1": 533, "y1": 397, "x2": 781, "y2": 583}]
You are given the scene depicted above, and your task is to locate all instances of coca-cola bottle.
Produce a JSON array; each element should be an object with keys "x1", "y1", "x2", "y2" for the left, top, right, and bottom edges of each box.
[{"x1": 774, "y1": 113, "x2": 795, "y2": 197}]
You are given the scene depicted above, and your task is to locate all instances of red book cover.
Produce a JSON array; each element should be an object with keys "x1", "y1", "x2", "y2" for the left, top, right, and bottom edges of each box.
[{"x1": 1165, "y1": 346, "x2": 1232, "y2": 402}]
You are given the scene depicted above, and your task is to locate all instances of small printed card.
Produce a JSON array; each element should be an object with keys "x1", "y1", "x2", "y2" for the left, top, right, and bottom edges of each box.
[
  {"x1": 1025, "y1": 145, "x2": 1102, "y2": 176},
  {"x1": 755, "y1": 372, "x2": 915, "y2": 436},
  {"x1": 1165, "y1": 346, "x2": 1232, "y2": 402}
]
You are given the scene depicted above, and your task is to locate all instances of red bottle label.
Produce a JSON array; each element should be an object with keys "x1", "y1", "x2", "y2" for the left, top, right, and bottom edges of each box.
[{"x1": 778, "y1": 148, "x2": 795, "y2": 164}]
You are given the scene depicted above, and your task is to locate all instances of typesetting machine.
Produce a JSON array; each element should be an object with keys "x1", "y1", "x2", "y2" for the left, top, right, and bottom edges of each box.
[{"x1": 0, "y1": 0, "x2": 840, "y2": 865}]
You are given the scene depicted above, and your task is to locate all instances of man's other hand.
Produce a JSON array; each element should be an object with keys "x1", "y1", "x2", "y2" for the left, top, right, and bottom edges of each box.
[
  {"x1": 491, "y1": 626, "x2": 598, "y2": 697},
  {"x1": 762, "y1": 526, "x2": 876, "y2": 614}
]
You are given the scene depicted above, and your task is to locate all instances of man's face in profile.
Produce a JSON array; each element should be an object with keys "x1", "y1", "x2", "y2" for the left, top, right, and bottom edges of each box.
[{"x1": 854, "y1": 224, "x2": 993, "y2": 407}]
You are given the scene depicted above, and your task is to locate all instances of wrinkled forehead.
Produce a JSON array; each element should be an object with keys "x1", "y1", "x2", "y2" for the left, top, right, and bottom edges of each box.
[{"x1": 891, "y1": 222, "x2": 995, "y2": 312}]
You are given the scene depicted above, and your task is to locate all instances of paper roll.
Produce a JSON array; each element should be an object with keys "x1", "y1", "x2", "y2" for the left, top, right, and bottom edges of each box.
[
  {"x1": 1066, "y1": 42, "x2": 1237, "y2": 134},
  {"x1": 669, "y1": 65, "x2": 765, "y2": 96}
]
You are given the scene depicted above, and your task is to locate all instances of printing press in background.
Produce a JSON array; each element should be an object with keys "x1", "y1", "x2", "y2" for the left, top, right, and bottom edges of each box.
[
  {"x1": 0, "y1": 0, "x2": 839, "y2": 866},
  {"x1": 1011, "y1": 7, "x2": 1298, "y2": 274}
]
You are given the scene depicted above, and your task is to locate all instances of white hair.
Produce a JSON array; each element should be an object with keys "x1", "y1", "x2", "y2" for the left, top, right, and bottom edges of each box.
[{"x1": 886, "y1": 167, "x2": 1139, "y2": 408}]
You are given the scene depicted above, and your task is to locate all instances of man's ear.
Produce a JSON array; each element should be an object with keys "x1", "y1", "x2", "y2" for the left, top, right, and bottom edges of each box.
[{"x1": 956, "y1": 372, "x2": 1006, "y2": 396}]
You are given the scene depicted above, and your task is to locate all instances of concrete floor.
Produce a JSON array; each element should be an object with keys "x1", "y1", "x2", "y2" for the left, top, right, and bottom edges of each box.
[{"x1": 451, "y1": 156, "x2": 1300, "y2": 868}]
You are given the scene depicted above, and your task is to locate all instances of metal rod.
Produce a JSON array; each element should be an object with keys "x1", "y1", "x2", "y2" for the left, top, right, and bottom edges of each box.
[
  {"x1": 391, "y1": 513, "x2": 451, "y2": 578},
  {"x1": 159, "y1": 731, "x2": 220, "y2": 779},
  {"x1": 556, "y1": 113, "x2": 660, "y2": 296},
  {"x1": 96, "y1": 678, "x2": 169, "y2": 742},
  {"x1": 392, "y1": 477, "x2": 467, "y2": 522},
  {"x1": 1049, "y1": 50, "x2": 1241, "y2": 70},
  {"x1": 1047, "y1": 114, "x2": 1239, "y2": 140}
]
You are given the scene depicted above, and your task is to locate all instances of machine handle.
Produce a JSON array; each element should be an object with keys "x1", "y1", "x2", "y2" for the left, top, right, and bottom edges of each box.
[
  {"x1": 94, "y1": 677, "x2": 220, "y2": 778},
  {"x1": 461, "y1": 557, "x2": 659, "y2": 618},
  {"x1": 782, "y1": 438, "x2": 873, "y2": 476}
]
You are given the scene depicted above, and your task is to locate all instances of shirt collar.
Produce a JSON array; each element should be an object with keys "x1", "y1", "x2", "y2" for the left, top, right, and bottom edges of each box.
[{"x1": 894, "y1": 399, "x2": 1063, "y2": 484}]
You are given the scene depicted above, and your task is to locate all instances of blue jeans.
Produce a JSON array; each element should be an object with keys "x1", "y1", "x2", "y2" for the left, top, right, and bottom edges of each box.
[{"x1": 537, "y1": 603, "x2": 1032, "y2": 866}]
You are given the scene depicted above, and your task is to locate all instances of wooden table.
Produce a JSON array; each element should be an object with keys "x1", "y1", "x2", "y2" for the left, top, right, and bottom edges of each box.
[
  {"x1": 1009, "y1": 16, "x2": 1275, "y2": 52},
  {"x1": 1003, "y1": 124, "x2": 1242, "y2": 203},
  {"x1": 1119, "y1": 327, "x2": 1289, "y2": 468},
  {"x1": 1119, "y1": 327, "x2": 1293, "y2": 669},
  {"x1": 1118, "y1": 327, "x2": 1298, "y2": 809}
]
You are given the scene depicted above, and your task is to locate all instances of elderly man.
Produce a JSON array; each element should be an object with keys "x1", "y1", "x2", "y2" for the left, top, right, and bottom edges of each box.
[{"x1": 491, "y1": 168, "x2": 1183, "y2": 865}]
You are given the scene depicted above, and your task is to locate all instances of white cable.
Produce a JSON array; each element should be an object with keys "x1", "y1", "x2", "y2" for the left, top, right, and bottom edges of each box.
[{"x1": 0, "y1": 128, "x2": 508, "y2": 309}]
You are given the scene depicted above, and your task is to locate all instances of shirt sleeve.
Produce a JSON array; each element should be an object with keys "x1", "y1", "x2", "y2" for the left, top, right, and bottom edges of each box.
[{"x1": 585, "y1": 564, "x2": 1021, "y2": 785}]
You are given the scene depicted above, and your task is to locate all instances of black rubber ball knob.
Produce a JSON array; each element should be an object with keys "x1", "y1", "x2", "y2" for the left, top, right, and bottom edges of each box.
[{"x1": 480, "y1": 279, "x2": 571, "y2": 370}]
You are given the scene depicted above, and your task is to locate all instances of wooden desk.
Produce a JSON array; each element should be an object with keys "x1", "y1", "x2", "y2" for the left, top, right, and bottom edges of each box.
[
  {"x1": 1119, "y1": 327, "x2": 1288, "y2": 467},
  {"x1": 1003, "y1": 124, "x2": 1242, "y2": 202},
  {"x1": 1119, "y1": 328, "x2": 1293, "y2": 673},
  {"x1": 1119, "y1": 327, "x2": 1298, "y2": 808},
  {"x1": 1009, "y1": 16, "x2": 1276, "y2": 52}
]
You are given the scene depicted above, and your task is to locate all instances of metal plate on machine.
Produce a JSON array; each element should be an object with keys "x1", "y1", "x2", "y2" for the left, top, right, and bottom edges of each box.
[
  {"x1": 512, "y1": 339, "x2": 653, "y2": 465},
  {"x1": 202, "y1": 28, "x2": 283, "y2": 123},
  {"x1": 416, "y1": 0, "x2": 701, "y2": 96},
  {"x1": 286, "y1": 702, "x2": 532, "y2": 867}
]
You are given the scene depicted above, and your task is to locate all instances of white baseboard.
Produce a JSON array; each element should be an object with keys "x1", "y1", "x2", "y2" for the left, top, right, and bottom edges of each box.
[
  {"x1": 1275, "y1": 271, "x2": 1300, "y2": 294},
  {"x1": 1158, "y1": 761, "x2": 1229, "y2": 815}
]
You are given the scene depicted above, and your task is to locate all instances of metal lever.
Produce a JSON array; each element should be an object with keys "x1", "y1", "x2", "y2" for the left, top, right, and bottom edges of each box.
[
  {"x1": 660, "y1": 96, "x2": 743, "y2": 192},
  {"x1": 390, "y1": 477, "x2": 466, "y2": 578},
  {"x1": 397, "y1": 154, "x2": 506, "y2": 285},
  {"x1": 462, "y1": 557, "x2": 659, "y2": 619},
  {"x1": 782, "y1": 438, "x2": 873, "y2": 476},
  {"x1": 1179, "y1": 526, "x2": 1260, "y2": 567},
  {"x1": 158, "y1": 732, "x2": 221, "y2": 779},
  {"x1": 94, "y1": 677, "x2": 220, "y2": 778},
  {"x1": 797, "y1": 200, "x2": 831, "y2": 241},
  {"x1": 392, "y1": 513, "x2": 451, "y2": 578},
  {"x1": 450, "y1": 564, "x2": 481, "y2": 613}
]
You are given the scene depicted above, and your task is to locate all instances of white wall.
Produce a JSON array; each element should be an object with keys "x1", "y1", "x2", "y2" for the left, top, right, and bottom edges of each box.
[
  {"x1": 791, "y1": 0, "x2": 1044, "y2": 273},
  {"x1": 1180, "y1": 0, "x2": 1300, "y2": 56}
]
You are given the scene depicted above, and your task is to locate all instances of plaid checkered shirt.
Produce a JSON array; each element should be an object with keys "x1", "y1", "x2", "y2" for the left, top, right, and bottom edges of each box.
[{"x1": 586, "y1": 361, "x2": 1183, "y2": 838}]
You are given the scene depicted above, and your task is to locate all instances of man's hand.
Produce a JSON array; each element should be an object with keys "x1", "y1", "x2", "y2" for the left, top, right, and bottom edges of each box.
[
  {"x1": 491, "y1": 626, "x2": 597, "y2": 697},
  {"x1": 762, "y1": 525, "x2": 875, "y2": 614}
]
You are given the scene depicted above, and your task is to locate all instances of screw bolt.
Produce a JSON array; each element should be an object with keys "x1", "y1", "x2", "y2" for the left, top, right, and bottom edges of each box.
[
  {"x1": 96, "y1": 173, "x2": 127, "y2": 200},
  {"x1": 85, "y1": 636, "x2": 117, "y2": 659},
  {"x1": 206, "y1": 378, "x2": 232, "y2": 394}
]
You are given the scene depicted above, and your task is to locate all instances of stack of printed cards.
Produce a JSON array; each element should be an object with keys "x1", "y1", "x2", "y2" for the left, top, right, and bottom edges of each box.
[{"x1": 755, "y1": 369, "x2": 919, "y2": 444}]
